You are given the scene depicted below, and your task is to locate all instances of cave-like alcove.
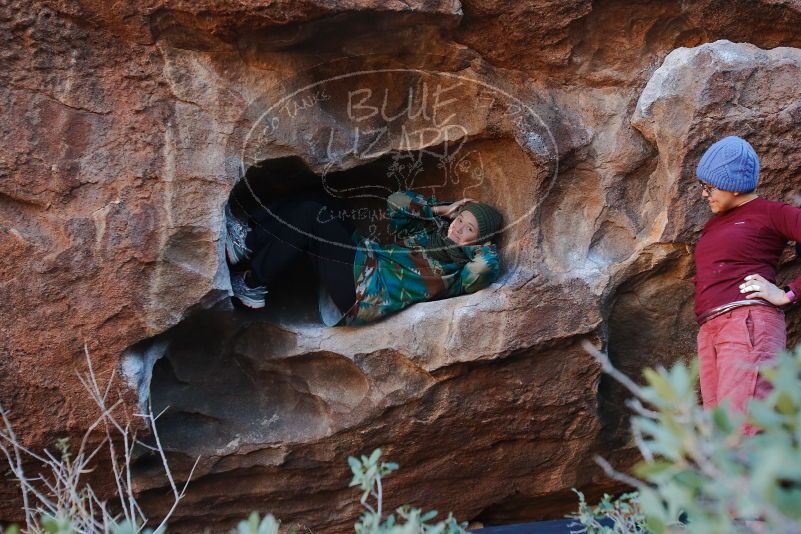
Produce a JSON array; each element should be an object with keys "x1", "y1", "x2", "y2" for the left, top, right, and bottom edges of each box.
[{"x1": 225, "y1": 137, "x2": 541, "y2": 323}]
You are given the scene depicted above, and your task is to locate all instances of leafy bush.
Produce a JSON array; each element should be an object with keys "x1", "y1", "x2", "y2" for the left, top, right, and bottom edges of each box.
[
  {"x1": 567, "y1": 490, "x2": 647, "y2": 534},
  {"x1": 348, "y1": 448, "x2": 468, "y2": 534},
  {"x1": 576, "y1": 341, "x2": 801, "y2": 534}
]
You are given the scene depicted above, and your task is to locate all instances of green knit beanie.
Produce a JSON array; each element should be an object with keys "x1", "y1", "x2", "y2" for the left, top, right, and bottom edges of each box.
[{"x1": 461, "y1": 202, "x2": 503, "y2": 243}]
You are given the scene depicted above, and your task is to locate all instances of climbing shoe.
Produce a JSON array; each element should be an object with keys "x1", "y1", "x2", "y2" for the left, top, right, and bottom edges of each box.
[
  {"x1": 225, "y1": 203, "x2": 252, "y2": 265},
  {"x1": 230, "y1": 271, "x2": 267, "y2": 309}
]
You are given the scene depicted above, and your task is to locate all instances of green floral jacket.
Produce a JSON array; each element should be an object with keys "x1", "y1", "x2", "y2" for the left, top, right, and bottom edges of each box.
[{"x1": 320, "y1": 191, "x2": 500, "y2": 326}]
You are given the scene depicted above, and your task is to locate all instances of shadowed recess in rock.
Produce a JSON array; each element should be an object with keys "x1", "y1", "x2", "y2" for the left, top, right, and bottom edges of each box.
[
  {"x1": 226, "y1": 137, "x2": 547, "y2": 318},
  {"x1": 133, "y1": 306, "x2": 440, "y2": 460}
]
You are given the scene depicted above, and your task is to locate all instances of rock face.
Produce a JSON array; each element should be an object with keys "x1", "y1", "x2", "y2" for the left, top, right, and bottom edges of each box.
[{"x1": 2, "y1": 1, "x2": 801, "y2": 531}]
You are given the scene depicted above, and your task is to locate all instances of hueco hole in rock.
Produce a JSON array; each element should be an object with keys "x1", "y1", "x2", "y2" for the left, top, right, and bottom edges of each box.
[{"x1": 2, "y1": 1, "x2": 801, "y2": 533}]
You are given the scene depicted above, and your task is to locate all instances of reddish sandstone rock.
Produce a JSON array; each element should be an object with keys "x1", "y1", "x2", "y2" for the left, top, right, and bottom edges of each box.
[{"x1": 2, "y1": 1, "x2": 801, "y2": 531}]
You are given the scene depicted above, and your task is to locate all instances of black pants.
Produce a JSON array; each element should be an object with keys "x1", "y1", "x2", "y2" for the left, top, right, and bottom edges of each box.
[{"x1": 245, "y1": 193, "x2": 357, "y2": 314}]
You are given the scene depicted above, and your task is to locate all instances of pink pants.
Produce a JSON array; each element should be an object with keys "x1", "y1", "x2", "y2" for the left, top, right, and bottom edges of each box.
[{"x1": 697, "y1": 305, "x2": 786, "y2": 436}]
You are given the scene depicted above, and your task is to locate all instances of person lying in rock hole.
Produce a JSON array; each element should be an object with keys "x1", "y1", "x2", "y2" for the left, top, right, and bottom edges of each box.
[{"x1": 224, "y1": 190, "x2": 502, "y2": 326}]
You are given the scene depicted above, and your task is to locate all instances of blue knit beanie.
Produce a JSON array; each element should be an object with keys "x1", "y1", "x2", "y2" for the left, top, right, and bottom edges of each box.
[{"x1": 696, "y1": 136, "x2": 760, "y2": 192}]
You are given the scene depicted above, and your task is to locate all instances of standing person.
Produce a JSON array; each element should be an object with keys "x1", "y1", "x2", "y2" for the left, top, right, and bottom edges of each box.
[
  {"x1": 693, "y1": 135, "x2": 801, "y2": 435},
  {"x1": 224, "y1": 190, "x2": 502, "y2": 326}
]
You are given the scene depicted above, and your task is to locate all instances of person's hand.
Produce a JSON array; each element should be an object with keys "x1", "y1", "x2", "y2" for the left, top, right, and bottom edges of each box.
[
  {"x1": 739, "y1": 274, "x2": 791, "y2": 306},
  {"x1": 433, "y1": 198, "x2": 475, "y2": 219}
]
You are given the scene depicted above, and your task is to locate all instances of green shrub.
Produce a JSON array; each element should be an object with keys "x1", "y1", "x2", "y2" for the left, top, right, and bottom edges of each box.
[
  {"x1": 567, "y1": 490, "x2": 648, "y2": 533},
  {"x1": 577, "y1": 341, "x2": 801, "y2": 534},
  {"x1": 348, "y1": 448, "x2": 468, "y2": 534}
]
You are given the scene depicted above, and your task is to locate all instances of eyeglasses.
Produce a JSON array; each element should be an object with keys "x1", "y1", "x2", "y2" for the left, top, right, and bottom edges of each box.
[{"x1": 697, "y1": 182, "x2": 718, "y2": 195}]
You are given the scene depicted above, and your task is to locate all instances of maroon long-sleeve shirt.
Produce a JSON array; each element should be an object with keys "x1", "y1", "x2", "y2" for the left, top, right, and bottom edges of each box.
[{"x1": 693, "y1": 198, "x2": 801, "y2": 320}]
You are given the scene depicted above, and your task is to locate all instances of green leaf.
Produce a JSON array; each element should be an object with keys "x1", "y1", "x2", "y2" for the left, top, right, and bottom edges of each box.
[
  {"x1": 41, "y1": 511, "x2": 75, "y2": 534},
  {"x1": 712, "y1": 406, "x2": 733, "y2": 434},
  {"x1": 644, "y1": 515, "x2": 666, "y2": 534},
  {"x1": 256, "y1": 514, "x2": 279, "y2": 534},
  {"x1": 776, "y1": 392, "x2": 796, "y2": 416},
  {"x1": 643, "y1": 368, "x2": 677, "y2": 403},
  {"x1": 669, "y1": 363, "x2": 692, "y2": 397},
  {"x1": 384, "y1": 461, "x2": 399, "y2": 472},
  {"x1": 634, "y1": 460, "x2": 674, "y2": 479},
  {"x1": 368, "y1": 448, "x2": 382, "y2": 465},
  {"x1": 110, "y1": 520, "x2": 140, "y2": 534},
  {"x1": 348, "y1": 456, "x2": 362, "y2": 470},
  {"x1": 421, "y1": 510, "x2": 438, "y2": 522},
  {"x1": 761, "y1": 367, "x2": 778, "y2": 382},
  {"x1": 748, "y1": 400, "x2": 782, "y2": 428}
]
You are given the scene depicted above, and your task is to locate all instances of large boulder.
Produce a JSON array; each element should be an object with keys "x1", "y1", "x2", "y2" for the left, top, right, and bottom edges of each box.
[{"x1": 2, "y1": 0, "x2": 801, "y2": 531}]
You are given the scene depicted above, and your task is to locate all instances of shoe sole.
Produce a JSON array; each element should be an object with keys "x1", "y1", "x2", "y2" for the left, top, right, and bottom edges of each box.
[
  {"x1": 225, "y1": 236, "x2": 240, "y2": 265},
  {"x1": 235, "y1": 293, "x2": 265, "y2": 309},
  {"x1": 226, "y1": 234, "x2": 252, "y2": 265}
]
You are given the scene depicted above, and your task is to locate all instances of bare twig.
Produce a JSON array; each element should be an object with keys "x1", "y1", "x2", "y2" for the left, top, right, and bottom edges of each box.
[
  {"x1": 376, "y1": 473, "x2": 383, "y2": 520},
  {"x1": 581, "y1": 340, "x2": 645, "y2": 398},
  {"x1": 593, "y1": 455, "x2": 647, "y2": 491},
  {"x1": 630, "y1": 423, "x2": 653, "y2": 463},
  {"x1": 152, "y1": 454, "x2": 201, "y2": 534},
  {"x1": 146, "y1": 398, "x2": 178, "y2": 499},
  {"x1": 0, "y1": 341, "x2": 200, "y2": 533},
  {"x1": 624, "y1": 398, "x2": 660, "y2": 419},
  {"x1": 0, "y1": 406, "x2": 33, "y2": 527}
]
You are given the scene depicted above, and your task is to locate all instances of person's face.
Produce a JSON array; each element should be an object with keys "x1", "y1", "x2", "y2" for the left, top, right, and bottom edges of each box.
[
  {"x1": 448, "y1": 210, "x2": 479, "y2": 245},
  {"x1": 699, "y1": 181, "x2": 741, "y2": 214}
]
